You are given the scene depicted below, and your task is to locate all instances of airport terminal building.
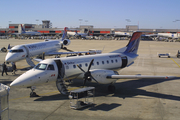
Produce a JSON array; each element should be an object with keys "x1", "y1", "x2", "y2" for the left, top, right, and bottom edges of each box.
[{"x1": 0, "y1": 20, "x2": 180, "y2": 36}]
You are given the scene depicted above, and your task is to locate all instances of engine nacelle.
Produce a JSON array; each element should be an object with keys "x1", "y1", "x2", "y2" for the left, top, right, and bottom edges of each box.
[
  {"x1": 90, "y1": 69, "x2": 119, "y2": 84},
  {"x1": 62, "y1": 39, "x2": 71, "y2": 46}
]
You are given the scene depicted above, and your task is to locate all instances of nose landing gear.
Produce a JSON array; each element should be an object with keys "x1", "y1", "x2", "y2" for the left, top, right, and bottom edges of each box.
[{"x1": 28, "y1": 86, "x2": 39, "y2": 97}]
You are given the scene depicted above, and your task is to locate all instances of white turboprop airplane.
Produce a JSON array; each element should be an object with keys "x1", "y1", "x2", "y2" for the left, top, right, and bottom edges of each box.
[
  {"x1": 10, "y1": 32, "x2": 175, "y2": 97},
  {"x1": 5, "y1": 27, "x2": 72, "y2": 67}
]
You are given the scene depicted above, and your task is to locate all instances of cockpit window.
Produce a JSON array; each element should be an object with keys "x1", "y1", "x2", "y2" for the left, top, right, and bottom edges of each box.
[
  {"x1": 47, "y1": 64, "x2": 54, "y2": 70},
  {"x1": 9, "y1": 49, "x2": 24, "y2": 53},
  {"x1": 34, "y1": 63, "x2": 47, "y2": 70}
]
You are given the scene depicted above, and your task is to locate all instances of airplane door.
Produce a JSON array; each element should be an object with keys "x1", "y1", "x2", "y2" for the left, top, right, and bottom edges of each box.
[
  {"x1": 54, "y1": 60, "x2": 65, "y2": 78},
  {"x1": 121, "y1": 56, "x2": 128, "y2": 68}
]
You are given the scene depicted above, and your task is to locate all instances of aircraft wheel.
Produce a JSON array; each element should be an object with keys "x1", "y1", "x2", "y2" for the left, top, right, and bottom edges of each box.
[
  {"x1": 108, "y1": 85, "x2": 116, "y2": 93},
  {"x1": 30, "y1": 92, "x2": 39, "y2": 97}
]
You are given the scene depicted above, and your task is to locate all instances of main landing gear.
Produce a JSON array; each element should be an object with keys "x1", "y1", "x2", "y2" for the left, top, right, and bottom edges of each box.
[{"x1": 29, "y1": 86, "x2": 39, "y2": 97}]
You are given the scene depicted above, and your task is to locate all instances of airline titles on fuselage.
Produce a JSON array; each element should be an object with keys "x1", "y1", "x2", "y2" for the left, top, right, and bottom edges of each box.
[{"x1": 27, "y1": 43, "x2": 47, "y2": 49}]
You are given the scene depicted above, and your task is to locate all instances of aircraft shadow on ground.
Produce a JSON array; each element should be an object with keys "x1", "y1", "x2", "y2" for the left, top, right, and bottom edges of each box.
[
  {"x1": 0, "y1": 80, "x2": 12, "y2": 85},
  {"x1": 19, "y1": 67, "x2": 33, "y2": 71},
  {"x1": 34, "y1": 77, "x2": 180, "y2": 102},
  {"x1": 34, "y1": 94, "x2": 68, "y2": 101},
  {"x1": 76, "y1": 103, "x2": 121, "y2": 111}
]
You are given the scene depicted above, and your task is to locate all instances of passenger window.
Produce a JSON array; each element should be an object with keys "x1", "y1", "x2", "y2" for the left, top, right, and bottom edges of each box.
[
  {"x1": 47, "y1": 64, "x2": 54, "y2": 70},
  {"x1": 107, "y1": 60, "x2": 109, "y2": 64},
  {"x1": 79, "y1": 64, "x2": 82, "y2": 67},
  {"x1": 97, "y1": 62, "x2": 99, "y2": 65},
  {"x1": 85, "y1": 63, "x2": 88, "y2": 67},
  {"x1": 115, "y1": 59, "x2": 118, "y2": 62},
  {"x1": 102, "y1": 61, "x2": 104, "y2": 64},
  {"x1": 111, "y1": 60, "x2": 114, "y2": 63},
  {"x1": 73, "y1": 65, "x2": 76, "y2": 68}
]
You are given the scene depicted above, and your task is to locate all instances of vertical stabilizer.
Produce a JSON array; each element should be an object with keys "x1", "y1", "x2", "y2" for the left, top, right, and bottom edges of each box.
[
  {"x1": 62, "y1": 27, "x2": 69, "y2": 40},
  {"x1": 21, "y1": 24, "x2": 26, "y2": 33},
  {"x1": 124, "y1": 32, "x2": 142, "y2": 54}
]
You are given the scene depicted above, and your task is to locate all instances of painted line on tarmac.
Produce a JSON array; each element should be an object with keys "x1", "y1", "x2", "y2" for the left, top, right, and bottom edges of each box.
[{"x1": 170, "y1": 58, "x2": 180, "y2": 68}]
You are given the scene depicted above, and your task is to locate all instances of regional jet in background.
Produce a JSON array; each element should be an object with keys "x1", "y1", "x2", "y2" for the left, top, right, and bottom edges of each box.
[
  {"x1": 67, "y1": 30, "x2": 89, "y2": 39},
  {"x1": 11, "y1": 24, "x2": 41, "y2": 36},
  {"x1": 146, "y1": 32, "x2": 180, "y2": 41},
  {"x1": 10, "y1": 32, "x2": 175, "y2": 97},
  {"x1": 114, "y1": 31, "x2": 132, "y2": 40},
  {"x1": 5, "y1": 27, "x2": 72, "y2": 67},
  {"x1": 20, "y1": 24, "x2": 41, "y2": 36}
]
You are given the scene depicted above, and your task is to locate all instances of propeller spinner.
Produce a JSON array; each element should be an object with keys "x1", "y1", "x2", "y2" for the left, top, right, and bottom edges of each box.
[{"x1": 77, "y1": 59, "x2": 99, "y2": 86}]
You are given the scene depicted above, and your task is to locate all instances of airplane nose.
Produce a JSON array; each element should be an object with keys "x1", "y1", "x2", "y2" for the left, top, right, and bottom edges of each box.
[
  {"x1": 10, "y1": 69, "x2": 47, "y2": 87},
  {"x1": 10, "y1": 70, "x2": 36, "y2": 87},
  {"x1": 5, "y1": 53, "x2": 16, "y2": 62}
]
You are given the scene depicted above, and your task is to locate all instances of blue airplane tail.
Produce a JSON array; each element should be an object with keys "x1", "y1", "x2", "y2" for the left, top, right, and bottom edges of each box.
[
  {"x1": 21, "y1": 24, "x2": 26, "y2": 33},
  {"x1": 124, "y1": 32, "x2": 142, "y2": 54},
  {"x1": 62, "y1": 27, "x2": 69, "y2": 40},
  {"x1": 111, "y1": 32, "x2": 142, "y2": 54}
]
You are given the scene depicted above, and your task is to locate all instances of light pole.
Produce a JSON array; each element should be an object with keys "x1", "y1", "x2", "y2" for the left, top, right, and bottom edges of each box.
[
  {"x1": 125, "y1": 19, "x2": 131, "y2": 31},
  {"x1": 79, "y1": 19, "x2": 83, "y2": 26},
  {"x1": 36, "y1": 19, "x2": 39, "y2": 25},
  {"x1": 85, "y1": 20, "x2": 88, "y2": 25}
]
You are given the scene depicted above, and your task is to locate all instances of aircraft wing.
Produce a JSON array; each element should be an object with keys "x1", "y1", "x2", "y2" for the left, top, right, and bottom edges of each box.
[
  {"x1": 107, "y1": 75, "x2": 175, "y2": 79},
  {"x1": 46, "y1": 50, "x2": 101, "y2": 56}
]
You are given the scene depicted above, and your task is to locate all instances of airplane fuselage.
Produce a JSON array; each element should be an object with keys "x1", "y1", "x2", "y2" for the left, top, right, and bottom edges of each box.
[
  {"x1": 11, "y1": 52, "x2": 138, "y2": 87},
  {"x1": 5, "y1": 40, "x2": 61, "y2": 62},
  {"x1": 21, "y1": 31, "x2": 41, "y2": 36}
]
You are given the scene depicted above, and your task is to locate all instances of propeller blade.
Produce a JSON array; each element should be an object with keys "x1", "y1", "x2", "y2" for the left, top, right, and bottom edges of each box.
[
  {"x1": 83, "y1": 78, "x2": 87, "y2": 86},
  {"x1": 90, "y1": 75, "x2": 99, "y2": 83},
  {"x1": 88, "y1": 59, "x2": 94, "y2": 71},
  {"x1": 77, "y1": 65, "x2": 86, "y2": 73}
]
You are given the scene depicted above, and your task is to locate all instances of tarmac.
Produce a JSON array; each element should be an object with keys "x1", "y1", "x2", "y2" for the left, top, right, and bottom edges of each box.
[{"x1": 0, "y1": 38, "x2": 180, "y2": 120}]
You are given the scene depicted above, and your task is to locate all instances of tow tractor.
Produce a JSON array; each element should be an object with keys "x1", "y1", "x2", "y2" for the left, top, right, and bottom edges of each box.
[{"x1": 158, "y1": 53, "x2": 170, "y2": 58}]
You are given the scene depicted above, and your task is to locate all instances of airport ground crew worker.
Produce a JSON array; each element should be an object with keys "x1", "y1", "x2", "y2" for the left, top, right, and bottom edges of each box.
[
  {"x1": 2, "y1": 62, "x2": 8, "y2": 76},
  {"x1": 12, "y1": 62, "x2": 16, "y2": 75}
]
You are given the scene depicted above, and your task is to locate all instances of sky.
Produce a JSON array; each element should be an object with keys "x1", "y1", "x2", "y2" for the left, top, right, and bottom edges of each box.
[{"x1": 0, "y1": 0, "x2": 180, "y2": 29}]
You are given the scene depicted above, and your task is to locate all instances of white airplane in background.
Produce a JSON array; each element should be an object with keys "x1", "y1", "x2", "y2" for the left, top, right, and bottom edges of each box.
[
  {"x1": 20, "y1": 24, "x2": 41, "y2": 36},
  {"x1": 67, "y1": 30, "x2": 89, "y2": 38},
  {"x1": 114, "y1": 31, "x2": 132, "y2": 38},
  {"x1": 10, "y1": 32, "x2": 175, "y2": 97},
  {"x1": 11, "y1": 24, "x2": 41, "y2": 36},
  {"x1": 146, "y1": 32, "x2": 180, "y2": 40},
  {"x1": 5, "y1": 27, "x2": 72, "y2": 67}
]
